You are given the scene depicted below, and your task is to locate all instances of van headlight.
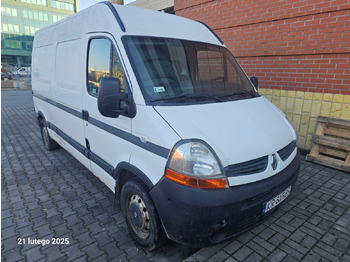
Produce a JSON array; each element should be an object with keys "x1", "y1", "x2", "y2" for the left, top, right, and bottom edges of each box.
[{"x1": 164, "y1": 140, "x2": 228, "y2": 189}]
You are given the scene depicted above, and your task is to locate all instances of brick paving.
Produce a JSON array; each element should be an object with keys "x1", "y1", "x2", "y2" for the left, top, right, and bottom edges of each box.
[{"x1": 2, "y1": 90, "x2": 350, "y2": 262}]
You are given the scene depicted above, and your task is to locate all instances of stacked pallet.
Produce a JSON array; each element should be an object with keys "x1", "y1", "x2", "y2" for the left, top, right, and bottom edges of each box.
[{"x1": 306, "y1": 116, "x2": 350, "y2": 173}]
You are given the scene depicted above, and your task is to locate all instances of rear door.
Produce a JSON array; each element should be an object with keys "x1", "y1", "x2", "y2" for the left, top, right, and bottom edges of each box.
[{"x1": 82, "y1": 33, "x2": 132, "y2": 191}]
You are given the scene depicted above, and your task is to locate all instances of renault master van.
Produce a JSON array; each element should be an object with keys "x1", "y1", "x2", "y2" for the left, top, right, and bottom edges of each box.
[{"x1": 32, "y1": 2, "x2": 300, "y2": 250}]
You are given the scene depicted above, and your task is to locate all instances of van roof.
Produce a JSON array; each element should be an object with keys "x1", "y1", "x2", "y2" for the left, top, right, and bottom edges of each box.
[
  {"x1": 34, "y1": 2, "x2": 223, "y2": 47},
  {"x1": 114, "y1": 3, "x2": 223, "y2": 45}
]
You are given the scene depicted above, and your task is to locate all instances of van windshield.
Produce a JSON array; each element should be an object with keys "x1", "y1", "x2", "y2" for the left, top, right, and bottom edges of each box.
[{"x1": 123, "y1": 36, "x2": 259, "y2": 105}]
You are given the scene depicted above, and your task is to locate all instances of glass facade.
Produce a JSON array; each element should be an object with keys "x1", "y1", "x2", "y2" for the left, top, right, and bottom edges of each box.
[{"x1": 1, "y1": 0, "x2": 77, "y2": 67}]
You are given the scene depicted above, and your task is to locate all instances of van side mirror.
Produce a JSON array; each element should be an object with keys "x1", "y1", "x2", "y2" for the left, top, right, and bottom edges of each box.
[
  {"x1": 98, "y1": 77, "x2": 134, "y2": 118},
  {"x1": 250, "y1": 76, "x2": 258, "y2": 90}
]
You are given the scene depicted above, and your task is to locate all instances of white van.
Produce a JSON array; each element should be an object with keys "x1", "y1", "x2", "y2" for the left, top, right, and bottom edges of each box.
[{"x1": 32, "y1": 3, "x2": 300, "y2": 250}]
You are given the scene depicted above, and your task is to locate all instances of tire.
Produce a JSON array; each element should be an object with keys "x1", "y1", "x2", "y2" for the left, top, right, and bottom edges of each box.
[
  {"x1": 121, "y1": 178, "x2": 165, "y2": 250},
  {"x1": 39, "y1": 119, "x2": 59, "y2": 150}
]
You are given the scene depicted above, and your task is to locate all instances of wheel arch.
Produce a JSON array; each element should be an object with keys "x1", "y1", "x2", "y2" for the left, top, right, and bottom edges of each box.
[
  {"x1": 113, "y1": 162, "x2": 154, "y2": 210},
  {"x1": 37, "y1": 110, "x2": 45, "y2": 124},
  {"x1": 37, "y1": 110, "x2": 44, "y2": 118}
]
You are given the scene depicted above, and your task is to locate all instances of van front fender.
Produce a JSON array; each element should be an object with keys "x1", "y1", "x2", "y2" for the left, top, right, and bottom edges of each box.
[{"x1": 113, "y1": 162, "x2": 155, "y2": 210}]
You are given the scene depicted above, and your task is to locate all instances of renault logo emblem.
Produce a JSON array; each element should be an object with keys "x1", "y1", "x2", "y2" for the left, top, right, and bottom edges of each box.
[{"x1": 271, "y1": 154, "x2": 278, "y2": 170}]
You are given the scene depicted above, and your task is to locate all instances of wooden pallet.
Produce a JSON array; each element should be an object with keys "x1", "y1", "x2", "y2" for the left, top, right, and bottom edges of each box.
[{"x1": 306, "y1": 116, "x2": 350, "y2": 173}]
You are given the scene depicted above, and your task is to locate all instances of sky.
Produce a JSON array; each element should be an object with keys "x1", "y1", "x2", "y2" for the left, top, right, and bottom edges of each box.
[{"x1": 79, "y1": 0, "x2": 135, "y2": 11}]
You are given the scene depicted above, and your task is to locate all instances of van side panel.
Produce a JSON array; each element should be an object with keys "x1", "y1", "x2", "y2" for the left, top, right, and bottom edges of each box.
[
  {"x1": 53, "y1": 38, "x2": 85, "y2": 147},
  {"x1": 32, "y1": 11, "x2": 91, "y2": 171},
  {"x1": 55, "y1": 39, "x2": 83, "y2": 108},
  {"x1": 33, "y1": 6, "x2": 134, "y2": 193},
  {"x1": 32, "y1": 44, "x2": 57, "y2": 142},
  {"x1": 32, "y1": 45, "x2": 54, "y2": 95}
]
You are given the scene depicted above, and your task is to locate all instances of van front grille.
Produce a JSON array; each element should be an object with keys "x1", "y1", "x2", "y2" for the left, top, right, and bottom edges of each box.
[
  {"x1": 226, "y1": 156, "x2": 268, "y2": 177},
  {"x1": 278, "y1": 140, "x2": 296, "y2": 161}
]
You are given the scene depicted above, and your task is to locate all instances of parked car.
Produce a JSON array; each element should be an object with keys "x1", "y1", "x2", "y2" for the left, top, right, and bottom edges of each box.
[
  {"x1": 1, "y1": 71, "x2": 12, "y2": 80},
  {"x1": 13, "y1": 67, "x2": 31, "y2": 76},
  {"x1": 32, "y1": 3, "x2": 300, "y2": 250}
]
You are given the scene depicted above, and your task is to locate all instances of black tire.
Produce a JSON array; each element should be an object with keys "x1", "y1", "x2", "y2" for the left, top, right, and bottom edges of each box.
[
  {"x1": 121, "y1": 178, "x2": 165, "y2": 251},
  {"x1": 39, "y1": 119, "x2": 59, "y2": 151}
]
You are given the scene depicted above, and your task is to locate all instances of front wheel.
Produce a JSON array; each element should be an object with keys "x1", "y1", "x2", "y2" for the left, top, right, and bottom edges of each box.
[
  {"x1": 39, "y1": 119, "x2": 59, "y2": 151},
  {"x1": 121, "y1": 178, "x2": 165, "y2": 250}
]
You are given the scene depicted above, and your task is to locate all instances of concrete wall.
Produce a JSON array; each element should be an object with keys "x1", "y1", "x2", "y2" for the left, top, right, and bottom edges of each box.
[{"x1": 175, "y1": 0, "x2": 350, "y2": 150}]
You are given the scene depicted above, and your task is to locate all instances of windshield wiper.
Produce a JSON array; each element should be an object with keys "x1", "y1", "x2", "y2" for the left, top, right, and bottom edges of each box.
[
  {"x1": 218, "y1": 90, "x2": 258, "y2": 99},
  {"x1": 150, "y1": 93, "x2": 223, "y2": 103}
]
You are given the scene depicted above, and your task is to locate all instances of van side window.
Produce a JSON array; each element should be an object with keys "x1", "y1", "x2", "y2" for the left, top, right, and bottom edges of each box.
[{"x1": 87, "y1": 38, "x2": 127, "y2": 96}]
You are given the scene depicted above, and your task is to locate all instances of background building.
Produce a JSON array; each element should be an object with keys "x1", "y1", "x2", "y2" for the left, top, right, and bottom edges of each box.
[
  {"x1": 1, "y1": 0, "x2": 77, "y2": 67},
  {"x1": 126, "y1": 0, "x2": 174, "y2": 13},
  {"x1": 175, "y1": 0, "x2": 350, "y2": 151}
]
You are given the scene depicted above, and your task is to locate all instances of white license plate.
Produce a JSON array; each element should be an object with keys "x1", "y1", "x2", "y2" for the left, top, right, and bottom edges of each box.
[{"x1": 263, "y1": 186, "x2": 291, "y2": 214}]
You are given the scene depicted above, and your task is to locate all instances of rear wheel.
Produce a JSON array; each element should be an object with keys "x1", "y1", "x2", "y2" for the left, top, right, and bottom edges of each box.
[
  {"x1": 121, "y1": 178, "x2": 165, "y2": 250},
  {"x1": 39, "y1": 119, "x2": 59, "y2": 150}
]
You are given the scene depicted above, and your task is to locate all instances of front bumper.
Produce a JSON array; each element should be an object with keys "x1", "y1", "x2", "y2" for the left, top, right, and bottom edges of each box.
[{"x1": 150, "y1": 153, "x2": 300, "y2": 248}]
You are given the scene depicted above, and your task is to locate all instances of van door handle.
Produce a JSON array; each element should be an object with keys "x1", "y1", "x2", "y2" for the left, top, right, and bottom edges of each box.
[{"x1": 82, "y1": 110, "x2": 89, "y2": 121}]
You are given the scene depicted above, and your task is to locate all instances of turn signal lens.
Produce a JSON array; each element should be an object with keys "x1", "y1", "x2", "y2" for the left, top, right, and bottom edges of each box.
[{"x1": 165, "y1": 169, "x2": 228, "y2": 189}]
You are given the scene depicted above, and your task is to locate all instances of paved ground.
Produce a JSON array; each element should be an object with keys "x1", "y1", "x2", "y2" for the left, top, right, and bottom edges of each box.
[{"x1": 2, "y1": 90, "x2": 350, "y2": 261}]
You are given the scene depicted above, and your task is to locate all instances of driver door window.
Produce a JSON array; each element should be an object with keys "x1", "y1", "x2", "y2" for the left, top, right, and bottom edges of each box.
[{"x1": 87, "y1": 38, "x2": 127, "y2": 96}]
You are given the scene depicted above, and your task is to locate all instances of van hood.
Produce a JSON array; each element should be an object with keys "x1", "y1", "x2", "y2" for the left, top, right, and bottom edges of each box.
[{"x1": 154, "y1": 96, "x2": 296, "y2": 167}]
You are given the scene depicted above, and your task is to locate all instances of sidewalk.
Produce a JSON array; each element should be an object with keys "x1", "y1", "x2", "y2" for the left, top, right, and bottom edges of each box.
[{"x1": 2, "y1": 90, "x2": 350, "y2": 261}]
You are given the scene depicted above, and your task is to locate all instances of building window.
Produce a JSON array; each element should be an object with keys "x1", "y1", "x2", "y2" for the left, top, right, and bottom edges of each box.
[
  {"x1": 12, "y1": 9, "x2": 18, "y2": 17},
  {"x1": 1, "y1": 24, "x2": 20, "y2": 34},
  {"x1": 14, "y1": 25, "x2": 19, "y2": 33},
  {"x1": 3, "y1": 40, "x2": 22, "y2": 49},
  {"x1": 2, "y1": 24, "x2": 9, "y2": 32},
  {"x1": 23, "y1": 26, "x2": 38, "y2": 35},
  {"x1": 52, "y1": 15, "x2": 65, "y2": 23},
  {"x1": 21, "y1": 0, "x2": 47, "y2": 6},
  {"x1": 2, "y1": 7, "x2": 19, "y2": 17},
  {"x1": 23, "y1": 10, "x2": 50, "y2": 22},
  {"x1": 51, "y1": 0, "x2": 74, "y2": 11}
]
